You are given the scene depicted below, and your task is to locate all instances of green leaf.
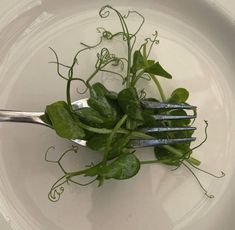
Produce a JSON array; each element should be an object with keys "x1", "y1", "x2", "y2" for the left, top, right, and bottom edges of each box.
[
  {"x1": 84, "y1": 152, "x2": 140, "y2": 180},
  {"x1": 90, "y1": 82, "x2": 108, "y2": 96},
  {"x1": 88, "y1": 83, "x2": 120, "y2": 128},
  {"x1": 105, "y1": 91, "x2": 118, "y2": 100},
  {"x1": 117, "y1": 87, "x2": 143, "y2": 121},
  {"x1": 131, "y1": 50, "x2": 172, "y2": 79},
  {"x1": 131, "y1": 50, "x2": 144, "y2": 74},
  {"x1": 108, "y1": 135, "x2": 130, "y2": 159},
  {"x1": 46, "y1": 101, "x2": 85, "y2": 139},
  {"x1": 154, "y1": 147, "x2": 181, "y2": 166},
  {"x1": 168, "y1": 88, "x2": 189, "y2": 103},
  {"x1": 141, "y1": 110, "x2": 158, "y2": 126},
  {"x1": 101, "y1": 153, "x2": 140, "y2": 180},
  {"x1": 87, "y1": 134, "x2": 130, "y2": 160},
  {"x1": 87, "y1": 134, "x2": 109, "y2": 152},
  {"x1": 89, "y1": 82, "x2": 118, "y2": 100},
  {"x1": 145, "y1": 62, "x2": 172, "y2": 79},
  {"x1": 84, "y1": 164, "x2": 101, "y2": 177},
  {"x1": 126, "y1": 118, "x2": 138, "y2": 130},
  {"x1": 147, "y1": 60, "x2": 155, "y2": 66},
  {"x1": 169, "y1": 109, "x2": 192, "y2": 126},
  {"x1": 88, "y1": 95, "x2": 116, "y2": 117},
  {"x1": 75, "y1": 107, "x2": 104, "y2": 127}
]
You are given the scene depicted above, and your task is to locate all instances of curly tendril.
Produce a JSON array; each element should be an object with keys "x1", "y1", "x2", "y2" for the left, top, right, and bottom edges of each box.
[
  {"x1": 187, "y1": 162, "x2": 225, "y2": 178},
  {"x1": 48, "y1": 175, "x2": 67, "y2": 202},
  {"x1": 96, "y1": 48, "x2": 123, "y2": 69},
  {"x1": 98, "y1": 5, "x2": 147, "y2": 87},
  {"x1": 45, "y1": 146, "x2": 79, "y2": 174},
  {"x1": 169, "y1": 120, "x2": 225, "y2": 198},
  {"x1": 182, "y1": 162, "x2": 215, "y2": 199},
  {"x1": 103, "y1": 30, "x2": 114, "y2": 40},
  {"x1": 179, "y1": 120, "x2": 209, "y2": 163},
  {"x1": 99, "y1": 5, "x2": 111, "y2": 18},
  {"x1": 139, "y1": 89, "x2": 147, "y2": 100},
  {"x1": 46, "y1": 146, "x2": 98, "y2": 201},
  {"x1": 49, "y1": 47, "x2": 68, "y2": 80},
  {"x1": 96, "y1": 27, "x2": 123, "y2": 41},
  {"x1": 140, "y1": 73, "x2": 152, "y2": 81},
  {"x1": 123, "y1": 10, "x2": 145, "y2": 38},
  {"x1": 139, "y1": 30, "x2": 159, "y2": 58},
  {"x1": 100, "y1": 69, "x2": 125, "y2": 82}
]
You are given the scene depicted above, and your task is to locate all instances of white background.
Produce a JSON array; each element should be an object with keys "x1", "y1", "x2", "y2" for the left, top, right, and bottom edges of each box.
[{"x1": 0, "y1": 0, "x2": 234, "y2": 229}]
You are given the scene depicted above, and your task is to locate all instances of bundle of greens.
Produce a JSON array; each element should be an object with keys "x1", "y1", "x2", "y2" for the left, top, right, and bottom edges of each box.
[{"x1": 43, "y1": 5, "x2": 224, "y2": 202}]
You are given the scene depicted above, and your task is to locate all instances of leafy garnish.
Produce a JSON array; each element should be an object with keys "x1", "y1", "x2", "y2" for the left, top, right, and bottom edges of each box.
[
  {"x1": 44, "y1": 5, "x2": 224, "y2": 201},
  {"x1": 46, "y1": 101, "x2": 85, "y2": 139},
  {"x1": 167, "y1": 88, "x2": 189, "y2": 103},
  {"x1": 117, "y1": 87, "x2": 143, "y2": 121}
]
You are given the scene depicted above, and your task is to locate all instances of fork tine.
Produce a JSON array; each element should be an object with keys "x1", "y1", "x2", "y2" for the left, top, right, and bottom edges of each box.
[
  {"x1": 152, "y1": 114, "x2": 196, "y2": 120},
  {"x1": 138, "y1": 126, "x2": 196, "y2": 133},
  {"x1": 129, "y1": 137, "x2": 196, "y2": 148},
  {"x1": 141, "y1": 101, "x2": 196, "y2": 110}
]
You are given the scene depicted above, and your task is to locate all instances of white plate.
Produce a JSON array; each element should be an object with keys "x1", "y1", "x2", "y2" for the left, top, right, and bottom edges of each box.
[{"x1": 0, "y1": 1, "x2": 235, "y2": 229}]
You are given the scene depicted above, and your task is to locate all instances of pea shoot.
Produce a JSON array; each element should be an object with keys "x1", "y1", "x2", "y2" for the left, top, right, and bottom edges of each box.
[{"x1": 43, "y1": 5, "x2": 224, "y2": 202}]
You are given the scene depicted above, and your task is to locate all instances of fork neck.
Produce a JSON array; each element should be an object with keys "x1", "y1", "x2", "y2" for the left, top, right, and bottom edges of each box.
[{"x1": 0, "y1": 110, "x2": 47, "y2": 126}]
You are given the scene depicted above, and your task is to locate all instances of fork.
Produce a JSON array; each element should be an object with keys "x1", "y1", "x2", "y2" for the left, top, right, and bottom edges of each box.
[{"x1": 0, "y1": 98, "x2": 196, "y2": 148}]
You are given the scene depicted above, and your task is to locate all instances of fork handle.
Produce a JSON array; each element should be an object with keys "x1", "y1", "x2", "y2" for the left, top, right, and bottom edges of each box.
[{"x1": 0, "y1": 110, "x2": 47, "y2": 126}]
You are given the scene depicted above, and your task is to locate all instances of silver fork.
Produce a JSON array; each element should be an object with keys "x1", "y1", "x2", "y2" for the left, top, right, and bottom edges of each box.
[{"x1": 0, "y1": 98, "x2": 196, "y2": 148}]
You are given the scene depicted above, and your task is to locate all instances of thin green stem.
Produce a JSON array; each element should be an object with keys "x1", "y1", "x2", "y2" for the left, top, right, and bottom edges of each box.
[
  {"x1": 100, "y1": 69, "x2": 125, "y2": 81},
  {"x1": 126, "y1": 41, "x2": 132, "y2": 88},
  {"x1": 99, "y1": 114, "x2": 128, "y2": 186},
  {"x1": 163, "y1": 145, "x2": 200, "y2": 166},
  {"x1": 68, "y1": 167, "x2": 91, "y2": 178},
  {"x1": 140, "y1": 160, "x2": 160, "y2": 165},
  {"x1": 68, "y1": 177, "x2": 97, "y2": 186},
  {"x1": 66, "y1": 79, "x2": 72, "y2": 110},
  {"x1": 76, "y1": 120, "x2": 153, "y2": 139},
  {"x1": 131, "y1": 69, "x2": 145, "y2": 86},
  {"x1": 147, "y1": 31, "x2": 159, "y2": 58},
  {"x1": 103, "y1": 115, "x2": 128, "y2": 165},
  {"x1": 182, "y1": 162, "x2": 214, "y2": 198},
  {"x1": 125, "y1": 10, "x2": 145, "y2": 38},
  {"x1": 150, "y1": 74, "x2": 166, "y2": 102},
  {"x1": 187, "y1": 161, "x2": 225, "y2": 178},
  {"x1": 142, "y1": 43, "x2": 166, "y2": 101},
  {"x1": 86, "y1": 68, "x2": 100, "y2": 86},
  {"x1": 131, "y1": 43, "x2": 166, "y2": 101},
  {"x1": 101, "y1": 6, "x2": 132, "y2": 87},
  {"x1": 186, "y1": 158, "x2": 201, "y2": 166}
]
